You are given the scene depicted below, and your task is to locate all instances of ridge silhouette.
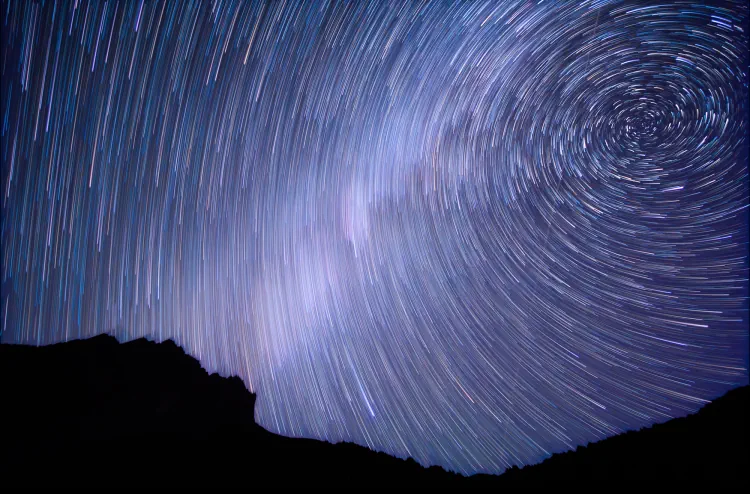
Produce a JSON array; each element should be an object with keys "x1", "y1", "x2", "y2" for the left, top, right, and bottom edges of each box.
[{"x1": 1, "y1": 335, "x2": 746, "y2": 488}]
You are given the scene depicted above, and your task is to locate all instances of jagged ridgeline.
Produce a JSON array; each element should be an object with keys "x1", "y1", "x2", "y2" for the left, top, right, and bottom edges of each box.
[{"x1": 1, "y1": 336, "x2": 747, "y2": 488}]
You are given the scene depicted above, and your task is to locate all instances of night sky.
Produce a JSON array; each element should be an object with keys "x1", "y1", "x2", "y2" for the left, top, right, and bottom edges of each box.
[{"x1": 2, "y1": 0, "x2": 748, "y2": 475}]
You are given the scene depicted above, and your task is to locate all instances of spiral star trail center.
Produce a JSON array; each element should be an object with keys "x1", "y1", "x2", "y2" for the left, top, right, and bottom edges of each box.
[{"x1": 1, "y1": 0, "x2": 748, "y2": 475}]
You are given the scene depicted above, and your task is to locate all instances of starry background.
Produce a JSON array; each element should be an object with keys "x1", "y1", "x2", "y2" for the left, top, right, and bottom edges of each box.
[{"x1": 1, "y1": 0, "x2": 748, "y2": 475}]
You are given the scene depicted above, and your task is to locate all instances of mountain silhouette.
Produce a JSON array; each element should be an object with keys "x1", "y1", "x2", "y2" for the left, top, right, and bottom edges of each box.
[{"x1": 1, "y1": 335, "x2": 746, "y2": 488}]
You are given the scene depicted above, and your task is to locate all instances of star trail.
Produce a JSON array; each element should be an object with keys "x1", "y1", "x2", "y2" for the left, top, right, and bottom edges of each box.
[{"x1": 1, "y1": 0, "x2": 748, "y2": 475}]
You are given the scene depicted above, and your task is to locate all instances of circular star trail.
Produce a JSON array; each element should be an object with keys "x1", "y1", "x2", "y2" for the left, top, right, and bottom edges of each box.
[{"x1": 2, "y1": 0, "x2": 748, "y2": 475}]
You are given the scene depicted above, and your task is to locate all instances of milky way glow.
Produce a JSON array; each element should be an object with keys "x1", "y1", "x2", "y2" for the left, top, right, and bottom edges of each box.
[{"x1": 2, "y1": 0, "x2": 748, "y2": 474}]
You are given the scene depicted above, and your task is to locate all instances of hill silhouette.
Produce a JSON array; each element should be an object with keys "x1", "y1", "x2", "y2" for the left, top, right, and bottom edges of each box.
[{"x1": 1, "y1": 335, "x2": 746, "y2": 488}]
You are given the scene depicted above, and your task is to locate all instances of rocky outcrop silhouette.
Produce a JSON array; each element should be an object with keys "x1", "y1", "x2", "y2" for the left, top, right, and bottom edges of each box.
[{"x1": 1, "y1": 335, "x2": 746, "y2": 488}]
